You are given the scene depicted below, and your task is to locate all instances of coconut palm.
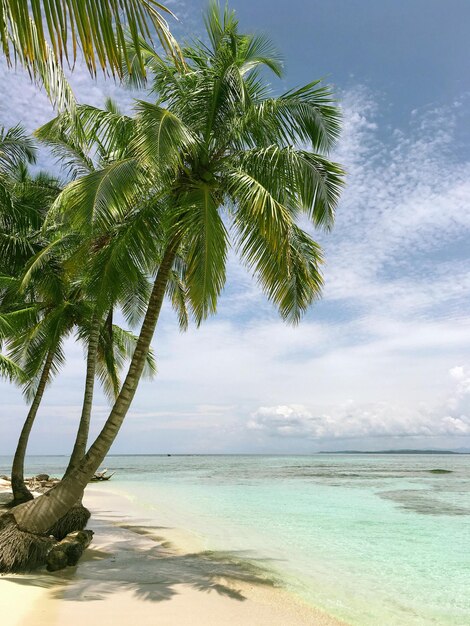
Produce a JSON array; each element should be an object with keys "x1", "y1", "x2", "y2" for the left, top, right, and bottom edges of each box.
[
  {"x1": 0, "y1": 160, "x2": 65, "y2": 504},
  {"x1": 0, "y1": 2, "x2": 344, "y2": 571},
  {"x1": 2, "y1": 265, "x2": 157, "y2": 507},
  {"x1": 33, "y1": 100, "x2": 160, "y2": 480},
  {"x1": 0, "y1": 155, "x2": 156, "y2": 507}
]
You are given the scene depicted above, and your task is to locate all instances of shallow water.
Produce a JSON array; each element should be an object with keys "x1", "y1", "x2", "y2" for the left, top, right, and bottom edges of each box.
[{"x1": 2, "y1": 453, "x2": 469, "y2": 625}]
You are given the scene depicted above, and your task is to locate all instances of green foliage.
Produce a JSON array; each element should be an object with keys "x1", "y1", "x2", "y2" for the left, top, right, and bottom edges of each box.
[
  {"x1": 0, "y1": 0, "x2": 181, "y2": 82},
  {"x1": 0, "y1": 122, "x2": 156, "y2": 402},
  {"x1": 52, "y1": 0, "x2": 345, "y2": 327},
  {"x1": 0, "y1": 125, "x2": 36, "y2": 175}
]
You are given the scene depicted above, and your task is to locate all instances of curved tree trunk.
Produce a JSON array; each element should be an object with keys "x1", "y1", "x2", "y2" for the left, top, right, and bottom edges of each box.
[
  {"x1": 12, "y1": 243, "x2": 178, "y2": 535},
  {"x1": 10, "y1": 349, "x2": 55, "y2": 506},
  {"x1": 63, "y1": 314, "x2": 100, "y2": 478}
]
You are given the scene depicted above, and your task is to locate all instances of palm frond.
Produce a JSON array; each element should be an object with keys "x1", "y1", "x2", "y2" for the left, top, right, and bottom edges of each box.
[
  {"x1": 0, "y1": 352, "x2": 25, "y2": 383},
  {"x1": 244, "y1": 81, "x2": 342, "y2": 152},
  {"x1": 166, "y1": 255, "x2": 189, "y2": 331},
  {"x1": 234, "y1": 217, "x2": 324, "y2": 324},
  {"x1": 239, "y1": 33, "x2": 283, "y2": 78},
  {"x1": 50, "y1": 158, "x2": 146, "y2": 234},
  {"x1": 133, "y1": 101, "x2": 196, "y2": 173},
  {"x1": 0, "y1": 0, "x2": 182, "y2": 79},
  {"x1": 35, "y1": 114, "x2": 94, "y2": 179},
  {"x1": 230, "y1": 146, "x2": 344, "y2": 230},
  {"x1": 96, "y1": 322, "x2": 157, "y2": 400},
  {"x1": 174, "y1": 184, "x2": 228, "y2": 325},
  {"x1": 0, "y1": 125, "x2": 36, "y2": 175}
]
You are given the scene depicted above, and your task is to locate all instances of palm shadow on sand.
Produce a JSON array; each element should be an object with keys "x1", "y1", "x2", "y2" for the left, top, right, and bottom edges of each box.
[{"x1": 2, "y1": 516, "x2": 280, "y2": 605}]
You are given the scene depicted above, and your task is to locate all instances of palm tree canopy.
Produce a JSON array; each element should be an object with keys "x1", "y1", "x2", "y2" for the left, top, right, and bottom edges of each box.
[
  {"x1": 0, "y1": 147, "x2": 156, "y2": 401},
  {"x1": 0, "y1": 0, "x2": 181, "y2": 79},
  {"x1": 52, "y1": 1, "x2": 345, "y2": 327}
]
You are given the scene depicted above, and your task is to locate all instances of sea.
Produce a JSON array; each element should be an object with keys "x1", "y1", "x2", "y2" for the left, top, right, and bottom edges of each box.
[{"x1": 1, "y1": 453, "x2": 469, "y2": 625}]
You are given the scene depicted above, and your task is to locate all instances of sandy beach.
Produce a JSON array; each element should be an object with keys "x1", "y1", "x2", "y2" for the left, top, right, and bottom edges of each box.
[{"x1": 0, "y1": 485, "x2": 347, "y2": 626}]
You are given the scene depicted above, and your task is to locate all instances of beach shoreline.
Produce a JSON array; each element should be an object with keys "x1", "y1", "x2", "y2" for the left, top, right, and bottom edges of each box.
[{"x1": 0, "y1": 483, "x2": 348, "y2": 626}]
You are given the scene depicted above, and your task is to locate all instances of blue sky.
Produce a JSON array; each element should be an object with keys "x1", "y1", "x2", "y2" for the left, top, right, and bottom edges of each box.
[{"x1": 1, "y1": 1, "x2": 470, "y2": 454}]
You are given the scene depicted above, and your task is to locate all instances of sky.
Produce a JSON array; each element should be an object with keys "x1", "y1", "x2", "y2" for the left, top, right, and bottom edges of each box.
[{"x1": 1, "y1": 0, "x2": 470, "y2": 454}]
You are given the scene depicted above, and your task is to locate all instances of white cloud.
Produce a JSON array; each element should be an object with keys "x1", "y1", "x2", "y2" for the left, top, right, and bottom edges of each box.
[
  {"x1": 321, "y1": 87, "x2": 470, "y2": 321},
  {"x1": 249, "y1": 366, "x2": 470, "y2": 442}
]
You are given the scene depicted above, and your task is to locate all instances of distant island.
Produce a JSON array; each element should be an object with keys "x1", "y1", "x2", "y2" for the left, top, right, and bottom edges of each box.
[{"x1": 319, "y1": 449, "x2": 466, "y2": 455}]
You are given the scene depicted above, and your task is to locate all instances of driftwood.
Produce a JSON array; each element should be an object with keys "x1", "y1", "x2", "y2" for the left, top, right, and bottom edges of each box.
[
  {"x1": 27, "y1": 476, "x2": 61, "y2": 493},
  {"x1": 1, "y1": 469, "x2": 115, "y2": 493},
  {"x1": 90, "y1": 468, "x2": 115, "y2": 482},
  {"x1": 46, "y1": 529, "x2": 94, "y2": 572}
]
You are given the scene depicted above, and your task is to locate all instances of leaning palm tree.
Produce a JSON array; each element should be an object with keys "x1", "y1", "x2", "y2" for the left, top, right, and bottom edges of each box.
[
  {"x1": 0, "y1": 2, "x2": 344, "y2": 572},
  {"x1": 2, "y1": 270, "x2": 157, "y2": 508},
  {"x1": 0, "y1": 163, "x2": 64, "y2": 505},
  {"x1": 34, "y1": 99, "x2": 160, "y2": 481},
  {"x1": 0, "y1": 156, "x2": 156, "y2": 507}
]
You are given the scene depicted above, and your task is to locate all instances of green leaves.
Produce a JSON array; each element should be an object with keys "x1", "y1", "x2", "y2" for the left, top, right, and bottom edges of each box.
[
  {"x1": 0, "y1": 2, "x2": 345, "y2": 406},
  {"x1": 0, "y1": 352, "x2": 25, "y2": 383},
  {"x1": 174, "y1": 184, "x2": 228, "y2": 325},
  {"x1": 231, "y1": 146, "x2": 344, "y2": 230},
  {"x1": 0, "y1": 0, "x2": 181, "y2": 80},
  {"x1": 234, "y1": 215, "x2": 324, "y2": 324},
  {"x1": 244, "y1": 81, "x2": 342, "y2": 152},
  {"x1": 96, "y1": 321, "x2": 157, "y2": 401},
  {"x1": 0, "y1": 125, "x2": 37, "y2": 175},
  {"x1": 51, "y1": 158, "x2": 145, "y2": 234},
  {"x1": 133, "y1": 101, "x2": 196, "y2": 174}
]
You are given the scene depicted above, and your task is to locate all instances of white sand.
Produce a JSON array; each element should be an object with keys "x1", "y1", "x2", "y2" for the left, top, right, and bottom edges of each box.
[{"x1": 0, "y1": 486, "x2": 347, "y2": 626}]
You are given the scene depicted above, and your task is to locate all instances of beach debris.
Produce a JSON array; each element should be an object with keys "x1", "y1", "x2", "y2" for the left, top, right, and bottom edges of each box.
[
  {"x1": 46, "y1": 529, "x2": 94, "y2": 572},
  {"x1": 90, "y1": 468, "x2": 115, "y2": 482},
  {"x1": 35, "y1": 473, "x2": 50, "y2": 481},
  {"x1": 0, "y1": 469, "x2": 115, "y2": 493}
]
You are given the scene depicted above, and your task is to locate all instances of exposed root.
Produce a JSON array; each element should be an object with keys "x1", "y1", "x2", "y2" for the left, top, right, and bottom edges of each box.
[
  {"x1": 48, "y1": 503, "x2": 91, "y2": 541},
  {"x1": 47, "y1": 530, "x2": 94, "y2": 571},
  {"x1": 0, "y1": 513, "x2": 55, "y2": 573}
]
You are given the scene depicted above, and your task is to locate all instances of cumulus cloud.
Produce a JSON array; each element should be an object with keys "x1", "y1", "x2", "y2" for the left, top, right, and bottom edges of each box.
[{"x1": 249, "y1": 366, "x2": 470, "y2": 442}]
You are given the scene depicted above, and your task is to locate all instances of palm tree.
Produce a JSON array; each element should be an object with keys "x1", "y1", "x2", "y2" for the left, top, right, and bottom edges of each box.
[
  {"x1": 34, "y1": 100, "x2": 160, "y2": 480},
  {"x1": 0, "y1": 160, "x2": 65, "y2": 504},
  {"x1": 2, "y1": 262, "x2": 157, "y2": 508},
  {"x1": 0, "y1": 153, "x2": 156, "y2": 507},
  {"x1": 0, "y1": 2, "x2": 344, "y2": 571}
]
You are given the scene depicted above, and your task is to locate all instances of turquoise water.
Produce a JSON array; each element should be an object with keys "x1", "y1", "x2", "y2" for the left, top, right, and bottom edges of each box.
[{"x1": 2, "y1": 454, "x2": 470, "y2": 625}]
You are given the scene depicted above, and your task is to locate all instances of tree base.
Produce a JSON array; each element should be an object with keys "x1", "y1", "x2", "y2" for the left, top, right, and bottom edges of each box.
[
  {"x1": 5, "y1": 488, "x2": 34, "y2": 508},
  {"x1": 48, "y1": 503, "x2": 91, "y2": 540},
  {"x1": 0, "y1": 513, "x2": 54, "y2": 573}
]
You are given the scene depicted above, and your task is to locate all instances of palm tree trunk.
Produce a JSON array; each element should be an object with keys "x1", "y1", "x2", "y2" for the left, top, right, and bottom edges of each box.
[
  {"x1": 12, "y1": 242, "x2": 179, "y2": 534},
  {"x1": 10, "y1": 349, "x2": 55, "y2": 505},
  {"x1": 63, "y1": 314, "x2": 100, "y2": 478}
]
